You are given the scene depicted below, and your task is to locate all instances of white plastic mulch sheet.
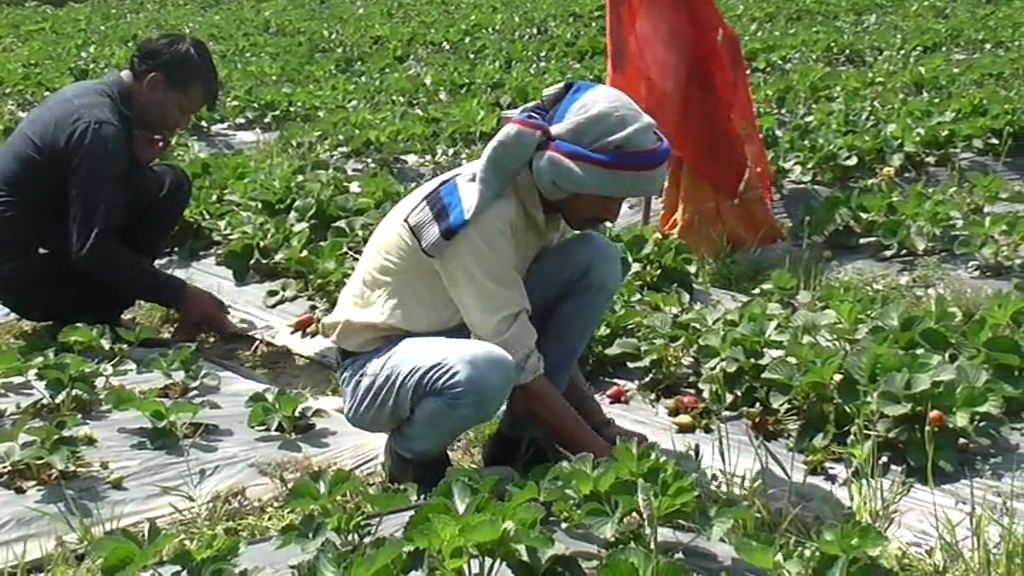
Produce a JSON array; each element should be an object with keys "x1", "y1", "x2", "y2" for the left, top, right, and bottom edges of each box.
[
  {"x1": 0, "y1": 350, "x2": 386, "y2": 568},
  {"x1": 1, "y1": 247, "x2": 1020, "y2": 568},
  {"x1": 159, "y1": 258, "x2": 1024, "y2": 553}
]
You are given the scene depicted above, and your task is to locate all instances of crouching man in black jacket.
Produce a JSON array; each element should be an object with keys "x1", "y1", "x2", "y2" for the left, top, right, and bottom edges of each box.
[{"x1": 0, "y1": 32, "x2": 235, "y2": 341}]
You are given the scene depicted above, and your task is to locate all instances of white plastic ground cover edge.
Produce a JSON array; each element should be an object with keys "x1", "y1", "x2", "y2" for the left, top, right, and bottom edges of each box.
[
  {"x1": 159, "y1": 258, "x2": 1024, "y2": 553},
  {"x1": 0, "y1": 350, "x2": 387, "y2": 568}
]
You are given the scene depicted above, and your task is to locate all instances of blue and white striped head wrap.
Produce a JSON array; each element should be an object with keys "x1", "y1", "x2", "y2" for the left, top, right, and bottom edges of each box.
[{"x1": 405, "y1": 80, "x2": 672, "y2": 257}]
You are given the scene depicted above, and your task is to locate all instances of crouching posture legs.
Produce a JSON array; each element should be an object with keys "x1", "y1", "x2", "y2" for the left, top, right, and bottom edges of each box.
[
  {"x1": 337, "y1": 232, "x2": 627, "y2": 494},
  {"x1": 482, "y1": 231, "x2": 627, "y2": 472},
  {"x1": 340, "y1": 334, "x2": 518, "y2": 494}
]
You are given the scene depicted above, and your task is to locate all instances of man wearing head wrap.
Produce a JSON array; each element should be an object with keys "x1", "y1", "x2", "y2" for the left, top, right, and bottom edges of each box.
[{"x1": 320, "y1": 80, "x2": 671, "y2": 495}]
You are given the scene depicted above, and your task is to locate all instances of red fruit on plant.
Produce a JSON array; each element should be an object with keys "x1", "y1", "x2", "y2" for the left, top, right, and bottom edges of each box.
[
  {"x1": 291, "y1": 313, "x2": 316, "y2": 332},
  {"x1": 927, "y1": 409, "x2": 946, "y2": 428},
  {"x1": 678, "y1": 395, "x2": 701, "y2": 412},
  {"x1": 605, "y1": 385, "x2": 626, "y2": 403}
]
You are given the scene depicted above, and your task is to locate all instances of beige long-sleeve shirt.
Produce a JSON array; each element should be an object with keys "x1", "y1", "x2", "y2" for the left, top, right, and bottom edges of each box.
[{"x1": 320, "y1": 165, "x2": 570, "y2": 385}]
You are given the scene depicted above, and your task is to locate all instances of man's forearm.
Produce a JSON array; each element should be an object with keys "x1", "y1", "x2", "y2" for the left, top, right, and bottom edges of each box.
[
  {"x1": 563, "y1": 366, "x2": 615, "y2": 431},
  {"x1": 75, "y1": 236, "x2": 187, "y2": 310},
  {"x1": 507, "y1": 374, "x2": 614, "y2": 459}
]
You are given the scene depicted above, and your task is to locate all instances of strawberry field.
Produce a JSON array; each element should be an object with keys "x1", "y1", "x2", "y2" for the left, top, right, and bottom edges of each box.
[{"x1": 1, "y1": 0, "x2": 1024, "y2": 573}]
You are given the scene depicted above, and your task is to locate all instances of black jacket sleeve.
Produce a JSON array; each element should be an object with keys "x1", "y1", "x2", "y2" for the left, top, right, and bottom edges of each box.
[{"x1": 65, "y1": 120, "x2": 188, "y2": 310}]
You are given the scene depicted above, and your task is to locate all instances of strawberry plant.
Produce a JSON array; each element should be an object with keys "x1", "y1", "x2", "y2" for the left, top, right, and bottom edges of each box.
[
  {"x1": 0, "y1": 349, "x2": 25, "y2": 380},
  {"x1": 105, "y1": 387, "x2": 221, "y2": 451},
  {"x1": 88, "y1": 522, "x2": 245, "y2": 575},
  {"x1": 277, "y1": 467, "x2": 416, "y2": 571},
  {"x1": 539, "y1": 441, "x2": 706, "y2": 547},
  {"x1": 165, "y1": 532, "x2": 246, "y2": 576},
  {"x1": 585, "y1": 228, "x2": 700, "y2": 396},
  {"x1": 0, "y1": 412, "x2": 99, "y2": 493},
  {"x1": 597, "y1": 547, "x2": 690, "y2": 574},
  {"x1": 245, "y1": 387, "x2": 326, "y2": 436},
  {"x1": 592, "y1": 266, "x2": 1024, "y2": 479},
  {"x1": 0, "y1": 323, "x2": 143, "y2": 419},
  {"x1": 19, "y1": 352, "x2": 111, "y2": 418},
  {"x1": 734, "y1": 519, "x2": 890, "y2": 574},
  {"x1": 402, "y1": 472, "x2": 577, "y2": 574},
  {"x1": 863, "y1": 353, "x2": 1007, "y2": 475},
  {"x1": 802, "y1": 171, "x2": 1024, "y2": 275},
  {"x1": 141, "y1": 344, "x2": 221, "y2": 400},
  {"x1": 89, "y1": 522, "x2": 178, "y2": 576}
]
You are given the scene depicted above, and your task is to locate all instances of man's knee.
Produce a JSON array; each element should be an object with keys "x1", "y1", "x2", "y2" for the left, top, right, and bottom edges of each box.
[
  {"x1": 150, "y1": 163, "x2": 193, "y2": 216},
  {"x1": 342, "y1": 340, "x2": 518, "y2": 434},
  {"x1": 562, "y1": 231, "x2": 627, "y2": 290},
  {"x1": 445, "y1": 341, "x2": 518, "y2": 418}
]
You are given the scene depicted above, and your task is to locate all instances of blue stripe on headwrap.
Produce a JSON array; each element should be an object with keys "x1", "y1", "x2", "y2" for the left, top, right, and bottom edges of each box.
[
  {"x1": 512, "y1": 81, "x2": 673, "y2": 172},
  {"x1": 550, "y1": 81, "x2": 599, "y2": 125},
  {"x1": 546, "y1": 134, "x2": 672, "y2": 171}
]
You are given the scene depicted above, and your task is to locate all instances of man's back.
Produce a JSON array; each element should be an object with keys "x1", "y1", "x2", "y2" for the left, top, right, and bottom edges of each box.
[
  {"x1": 321, "y1": 164, "x2": 570, "y2": 353},
  {"x1": 0, "y1": 75, "x2": 130, "y2": 260}
]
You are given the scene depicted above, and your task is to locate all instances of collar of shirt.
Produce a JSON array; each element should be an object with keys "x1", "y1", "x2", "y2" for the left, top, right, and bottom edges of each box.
[{"x1": 104, "y1": 71, "x2": 137, "y2": 129}]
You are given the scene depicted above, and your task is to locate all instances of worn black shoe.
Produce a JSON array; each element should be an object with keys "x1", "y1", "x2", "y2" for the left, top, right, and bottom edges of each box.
[
  {"x1": 383, "y1": 436, "x2": 452, "y2": 497},
  {"x1": 481, "y1": 429, "x2": 568, "y2": 476}
]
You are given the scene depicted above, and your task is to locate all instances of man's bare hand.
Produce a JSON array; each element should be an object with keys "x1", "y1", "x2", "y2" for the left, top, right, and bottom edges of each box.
[
  {"x1": 558, "y1": 368, "x2": 651, "y2": 448},
  {"x1": 595, "y1": 421, "x2": 651, "y2": 447},
  {"x1": 132, "y1": 130, "x2": 171, "y2": 165},
  {"x1": 508, "y1": 376, "x2": 614, "y2": 459},
  {"x1": 174, "y1": 284, "x2": 236, "y2": 341}
]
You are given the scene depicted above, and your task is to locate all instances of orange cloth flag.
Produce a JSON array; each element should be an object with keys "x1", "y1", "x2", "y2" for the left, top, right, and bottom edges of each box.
[{"x1": 606, "y1": 0, "x2": 785, "y2": 254}]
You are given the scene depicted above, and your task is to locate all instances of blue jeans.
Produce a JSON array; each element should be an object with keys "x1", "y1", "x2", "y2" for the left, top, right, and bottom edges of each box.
[{"x1": 337, "y1": 231, "x2": 625, "y2": 461}]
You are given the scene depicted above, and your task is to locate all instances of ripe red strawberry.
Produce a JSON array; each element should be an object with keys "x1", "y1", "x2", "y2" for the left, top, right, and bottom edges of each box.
[
  {"x1": 678, "y1": 395, "x2": 701, "y2": 412},
  {"x1": 605, "y1": 385, "x2": 626, "y2": 404},
  {"x1": 290, "y1": 313, "x2": 316, "y2": 332}
]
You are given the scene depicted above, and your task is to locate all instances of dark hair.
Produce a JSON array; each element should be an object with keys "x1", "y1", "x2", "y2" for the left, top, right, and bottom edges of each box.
[{"x1": 128, "y1": 32, "x2": 221, "y2": 111}]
